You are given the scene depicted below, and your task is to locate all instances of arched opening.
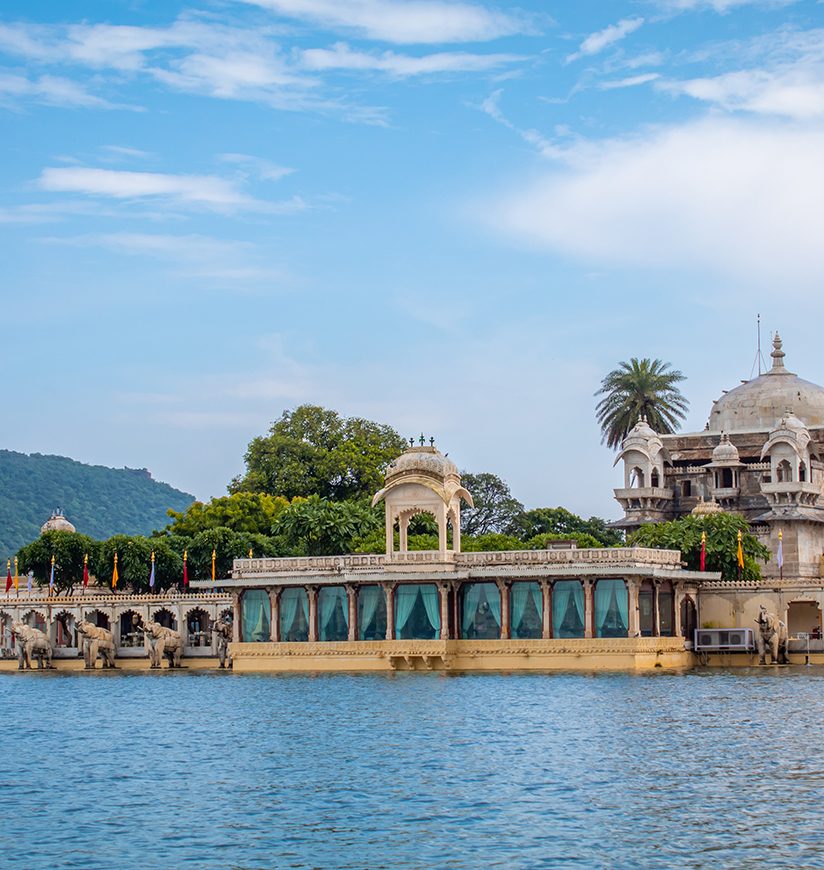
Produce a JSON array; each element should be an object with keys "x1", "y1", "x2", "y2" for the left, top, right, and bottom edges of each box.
[
  {"x1": 151, "y1": 608, "x2": 177, "y2": 630},
  {"x1": 787, "y1": 601, "x2": 821, "y2": 638},
  {"x1": 594, "y1": 579, "x2": 628, "y2": 638},
  {"x1": 0, "y1": 612, "x2": 14, "y2": 656},
  {"x1": 24, "y1": 610, "x2": 48, "y2": 633},
  {"x1": 777, "y1": 459, "x2": 793, "y2": 482},
  {"x1": 680, "y1": 596, "x2": 697, "y2": 641},
  {"x1": 638, "y1": 580, "x2": 656, "y2": 637},
  {"x1": 658, "y1": 581, "x2": 675, "y2": 637},
  {"x1": 721, "y1": 468, "x2": 733, "y2": 488},
  {"x1": 242, "y1": 590, "x2": 271, "y2": 642},
  {"x1": 552, "y1": 580, "x2": 584, "y2": 638},
  {"x1": 681, "y1": 481, "x2": 692, "y2": 498},
  {"x1": 459, "y1": 583, "x2": 501, "y2": 639},
  {"x1": 650, "y1": 468, "x2": 660, "y2": 488},
  {"x1": 318, "y1": 586, "x2": 348, "y2": 642},
  {"x1": 53, "y1": 611, "x2": 77, "y2": 648},
  {"x1": 357, "y1": 586, "x2": 387, "y2": 641},
  {"x1": 279, "y1": 587, "x2": 308, "y2": 642},
  {"x1": 119, "y1": 610, "x2": 144, "y2": 647},
  {"x1": 800, "y1": 462, "x2": 807, "y2": 482},
  {"x1": 85, "y1": 609, "x2": 110, "y2": 630},
  {"x1": 629, "y1": 467, "x2": 645, "y2": 488},
  {"x1": 394, "y1": 584, "x2": 440, "y2": 640},
  {"x1": 186, "y1": 608, "x2": 211, "y2": 647},
  {"x1": 510, "y1": 582, "x2": 542, "y2": 639}
]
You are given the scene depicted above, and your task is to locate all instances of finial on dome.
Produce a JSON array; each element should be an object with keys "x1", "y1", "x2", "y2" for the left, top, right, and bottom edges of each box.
[{"x1": 770, "y1": 332, "x2": 785, "y2": 371}]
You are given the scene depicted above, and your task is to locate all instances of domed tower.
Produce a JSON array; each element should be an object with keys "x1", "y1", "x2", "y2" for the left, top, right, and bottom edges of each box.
[
  {"x1": 612, "y1": 417, "x2": 673, "y2": 528},
  {"x1": 372, "y1": 439, "x2": 474, "y2": 558},
  {"x1": 706, "y1": 434, "x2": 745, "y2": 507},
  {"x1": 40, "y1": 509, "x2": 76, "y2": 535},
  {"x1": 760, "y1": 411, "x2": 819, "y2": 506}
]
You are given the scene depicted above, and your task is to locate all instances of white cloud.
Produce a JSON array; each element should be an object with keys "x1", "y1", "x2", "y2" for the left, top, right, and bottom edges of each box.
[
  {"x1": 656, "y1": 0, "x2": 795, "y2": 11},
  {"x1": 486, "y1": 117, "x2": 824, "y2": 292},
  {"x1": 219, "y1": 153, "x2": 294, "y2": 181},
  {"x1": 0, "y1": 71, "x2": 118, "y2": 108},
  {"x1": 599, "y1": 72, "x2": 660, "y2": 90},
  {"x1": 567, "y1": 18, "x2": 644, "y2": 63},
  {"x1": 237, "y1": 0, "x2": 531, "y2": 44},
  {"x1": 300, "y1": 42, "x2": 522, "y2": 75}
]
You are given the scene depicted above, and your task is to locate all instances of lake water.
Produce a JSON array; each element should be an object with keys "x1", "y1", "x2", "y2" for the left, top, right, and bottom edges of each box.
[{"x1": 2, "y1": 668, "x2": 824, "y2": 869}]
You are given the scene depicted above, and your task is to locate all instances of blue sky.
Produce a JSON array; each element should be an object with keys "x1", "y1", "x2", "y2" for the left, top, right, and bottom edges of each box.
[{"x1": 3, "y1": 0, "x2": 824, "y2": 520}]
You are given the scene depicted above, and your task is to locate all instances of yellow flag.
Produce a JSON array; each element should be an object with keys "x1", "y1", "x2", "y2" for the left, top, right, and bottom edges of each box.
[
  {"x1": 211, "y1": 549, "x2": 216, "y2": 583},
  {"x1": 736, "y1": 530, "x2": 744, "y2": 569},
  {"x1": 13, "y1": 556, "x2": 18, "y2": 591},
  {"x1": 112, "y1": 552, "x2": 119, "y2": 589}
]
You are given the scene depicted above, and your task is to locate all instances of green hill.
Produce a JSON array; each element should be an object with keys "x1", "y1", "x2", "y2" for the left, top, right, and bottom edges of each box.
[{"x1": 0, "y1": 450, "x2": 194, "y2": 557}]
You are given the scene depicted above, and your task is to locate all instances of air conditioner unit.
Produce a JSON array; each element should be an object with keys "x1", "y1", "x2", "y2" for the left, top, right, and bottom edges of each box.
[{"x1": 694, "y1": 628, "x2": 754, "y2": 651}]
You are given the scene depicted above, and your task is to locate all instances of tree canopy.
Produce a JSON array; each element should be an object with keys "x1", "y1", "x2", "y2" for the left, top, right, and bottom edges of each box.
[
  {"x1": 165, "y1": 492, "x2": 289, "y2": 537},
  {"x1": 519, "y1": 507, "x2": 623, "y2": 546},
  {"x1": 595, "y1": 358, "x2": 689, "y2": 449},
  {"x1": 460, "y1": 472, "x2": 525, "y2": 536},
  {"x1": 628, "y1": 513, "x2": 769, "y2": 581},
  {"x1": 231, "y1": 405, "x2": 407, "y2": 501}
]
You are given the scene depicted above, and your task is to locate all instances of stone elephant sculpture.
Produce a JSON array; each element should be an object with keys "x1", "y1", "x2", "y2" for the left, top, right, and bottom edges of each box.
[
  {"x1": 212, "y1": 616, "x2": 233, "y2": 669},
  {"x1": 12, "y1": 621, "x2": 53, "y2": 670},
  {"x1": 76, "y1": 620, "x2": 117, "y2": 669},
  {"x1": 141, "y1": 621, "x2": 184, "y2": 668},
  {"x1": 755, "y1": 606, "x2": 789, "y2": 665}
]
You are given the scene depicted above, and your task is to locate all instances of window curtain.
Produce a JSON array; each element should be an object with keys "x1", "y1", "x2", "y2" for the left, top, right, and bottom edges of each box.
[
  {"x1": 242, "y1": 590, "x2": 270, "y2": 642},
  {"x1": 394, "y1": 585, "x2": 420, "y2": 636},
  {"x1": 486, "y1": 584, "x2": 501, "y2": 627},
  {"x1": 420, "y1": 585, "x2": 441, "y2": 634},
  {"x1": 279, "y1": 587, "x2": 302, "y2": 640},
  {"x1": 552, "y1": 580, "x2": 584, "y2": 638},
  {"x1": 319, "y1": 586, "x2": 347, "y2": 641},
  {"x1": 511, "y1": 583, "x2": 542, "y2": 638},
  {"x1": 461, "y1": 584, "x2": 482, "y2": 638},
  {"x1": 595, "y1": 579, "x2": 628, "y2": 638},
  {"x1": 357, "y1": 586, "x2": 382, "y2": 639}
]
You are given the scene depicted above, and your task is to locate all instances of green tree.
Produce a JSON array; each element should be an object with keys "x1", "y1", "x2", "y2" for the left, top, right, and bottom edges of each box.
[
  {"x1": 273, "y1": 496, "x2": 382, "y2": 556},
  {"x1": 17, "y1": 530, "x2": 100, "y2": 594},
  {"x1": 628, "y1": 513, "x2": 769, "y2": 581},
  {"x1": 526, "y1": 531, "x2": 604, "y2": 550},
  {"x1": 164, "y1": 492, "x2": 290, "y2": 537},
  {"x1": 460, "y1": 472, "x2": 525, "y2": 536},
  {"x1": 595, "y1": 358, "x2": 689, "y2": 449},
  {"x1": 96, "y1": 535, "x2": 183, "y2": 592},
  {"x1": 520, "y1": 507, "x2": 622, "y2": 546},
  {"x1": 461, "y1": 533, "x2": 526, "y2": 552},
  {"x1": 231, "y1": 405, "x2": 406, "y2": 501}
]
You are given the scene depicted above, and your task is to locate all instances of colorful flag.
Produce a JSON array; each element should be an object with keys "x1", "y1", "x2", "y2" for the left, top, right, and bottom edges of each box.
[
  {"x1": 82, "y1": 553, "x2": 89, "y2": 588},
  {"x1": 112, "y1": 552, "x2": 119, "y2": 590},
  {"x1": 183, "y1": 550, "x2": 189, "y2": 588},
  {"x1": 49, "y1": 555, "x2": 55, "y2": 591},
  {"x1": 5, "y1": 560, "x2": 11, "y2": 594},
  {"x1": 700, "y1": 531, "x2": 706, "y2": 572},
  {"x1": 13, "y1": 556, "x2": 19, "y2": 593},
  {"x1": 27, "y1": 570, "x2": 33, "y2": 594},
  {"x1": 737, "y1": 530, "x2": 745, "y2": 570},
  {"x1": 211, "y1": 549, "x2": 216, "y2": 586},
  {"x1": 777, "y1": 530, "x2": 783, "y2": 578},
  {"x1": 149, "y1": 550, "x2": 155, "y2": 589}
]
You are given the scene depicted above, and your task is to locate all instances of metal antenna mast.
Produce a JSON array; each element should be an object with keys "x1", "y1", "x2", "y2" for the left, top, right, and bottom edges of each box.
[{"x1": 749, "y1": 313, "x2": 767, "y2": 379}]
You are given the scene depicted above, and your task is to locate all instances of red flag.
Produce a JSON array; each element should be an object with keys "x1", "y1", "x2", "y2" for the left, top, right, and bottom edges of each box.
[
  {"x1": 5, "y1": 561, "x2": 12, "y2": 593},
  {"x1": 82, "y1": 553, "x2": 89, "y2": 587},
  {"x1": 700, "y1": 531, "x2": 707, "y2": 572},
  {"x1": 183, "y1": 550, "x2": 189, "y2": 588}
]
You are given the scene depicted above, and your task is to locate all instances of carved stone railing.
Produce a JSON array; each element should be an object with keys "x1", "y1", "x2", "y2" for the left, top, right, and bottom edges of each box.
[
  {"x1": 0, "y1": 591, "x2": 230, "y2": 609},
  {"x1": 455, "y1": 547, "x2": 681, "y2": 568}
]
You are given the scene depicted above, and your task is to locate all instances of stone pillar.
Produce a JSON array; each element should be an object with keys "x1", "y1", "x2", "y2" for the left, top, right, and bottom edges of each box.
[
  {"x1": 383, "y1": 583, "x2": 394, "y2": 640},
  {"x1": 437, "y1": 509, "x2": 448, "y2": 555},
  {"x1": 497, "y1": 580, "x2": 510, "y2": 640},
  {"x1": 399, "y1": 516, "x2": 409, "y2": 553},
  {"x1": 452, "y1": 582, "x2": 460, "y2": 638},
  {"x1": 583, "y1": 579, "x2": 594, "y2": 639},
  {"x1": 231, "y1": 592, "x2": 241, "y2": 643},
  {"x1": 346, "y1": 585, "x2": 357, "y2": 642},
  {"x1": 268, "y1": 588, "x2": 279, "y2": 642},
  {"x1": 673, "y1": 586, "x2": 683, "y2": 638},
  {"x1": 654, "y1": 583, "x2": 661, "y2": 637},
  {"x1": 541, "y1": 580, "x2": 551, "y2": 639},
  {"x1": 307, "y1": 586, "x2": 318, "y2": 642},
  {"x1": 627, "y1": 579, "x2": 640, "y2": 637},
  {"x1": 385, "y1": 507, "x2": 394, "y2": 557},
  {"x1": 439, "y1": 583, "x2": 450, "y2": 640},
  {"x1": 453, "y1": 514, "x2": 461, "y2": 554}
]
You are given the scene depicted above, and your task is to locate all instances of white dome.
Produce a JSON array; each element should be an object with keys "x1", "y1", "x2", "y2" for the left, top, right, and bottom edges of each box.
[
  {"x1": 40, "y1": 510, "x2": 76, "y2": 535},
  {"x1": 711, "y1": 434, "x2": 740, "y2": 464}
]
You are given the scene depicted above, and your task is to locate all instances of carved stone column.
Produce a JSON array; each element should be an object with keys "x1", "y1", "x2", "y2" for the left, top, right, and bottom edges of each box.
[
  {"x1": 583, "y1": 579, "x2": 594, "y2": 639},
  {"x1": 439, "y1": 583, "x2": 450, "y2": 640},
  {"x1": 627, "y1": 579, "x2": 640, "y2": 637},
  {"x1": 399, "y1": 515, "x2": 409, "y2": 553},
  {"x1": 673, "y1": 585, "x2": 683, "y2": 638},
  {"x1": 541, "y1": 580, "x2": 551, "y2": 639},
  {"x1": 382, "y1": 583, "x2": 394, "y2": 640},
  {"x1": 346, "y1": 584, "x2": 357, "y2": 642},
  {"x1": 231, "y1": 591, "x2": 241, "y2": 643},
  {"x1": 307, "y1": 585, "x2": 318, "y2": 642},
  {"x1": 496, "y1": 580, "x2": 510, "y2": 640},
  {"x1": 268, "y1": 587, "x2": 279, "y2": 642},
  {"x1": 654, "y1": 582, "x2": 661, "y2": 637}
]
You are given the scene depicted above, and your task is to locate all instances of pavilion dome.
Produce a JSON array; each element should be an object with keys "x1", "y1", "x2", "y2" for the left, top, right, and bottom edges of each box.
[
  {"x1": 711, "y1": 434, "x2": 740, "y2": 464},
  {"x1": 708, "y1": 334, "x2": 824, "y2": 432},
  {"x1": 691, "y1": 498, "x2": 723, "y2": 516},
  {"x1": 40, "y1": 510, "x2": 76, "y2": 535},
  {"x1": 387, "y1": 444, "x2": 460, "y2": 483}
]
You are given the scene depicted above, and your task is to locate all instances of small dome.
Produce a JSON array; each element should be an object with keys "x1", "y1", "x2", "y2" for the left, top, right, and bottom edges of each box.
[
  {"x1": 40, "y1": 510, "x2": 76, "y2": 535},
  {"x1": 691, "y1": 498, "x2": 723, "y2": 516},
  {"x1": 708, "y1": 334, "x2": 824, "y2": 432},
  {"x1": 775, "y1": 410, "x2": 807, "y2": 432},
  {"x1": 711, "y1": 433, "x2": 740, "y2": 464},
  {"x1": 386, "y1": 445, "x2": 459, "y2": 483}
]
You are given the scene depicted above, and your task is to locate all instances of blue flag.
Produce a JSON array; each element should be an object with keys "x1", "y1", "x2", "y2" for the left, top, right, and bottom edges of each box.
[
  {"x1": 148, "y1": 559, "x2": 155, "y2": 589},
  {"x1": 49, "y1": 560, "x2": 55, "y2": 589}
]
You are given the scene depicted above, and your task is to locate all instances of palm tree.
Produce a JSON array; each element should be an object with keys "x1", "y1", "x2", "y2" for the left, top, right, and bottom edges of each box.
[{"x1": 595, "y1": 358, "x2": 689, "y2": 449}]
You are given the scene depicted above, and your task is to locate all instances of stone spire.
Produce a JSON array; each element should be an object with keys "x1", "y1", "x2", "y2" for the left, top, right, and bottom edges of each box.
[{"x1": 770, "y1": 332, "x2": 786, "y2": 372}]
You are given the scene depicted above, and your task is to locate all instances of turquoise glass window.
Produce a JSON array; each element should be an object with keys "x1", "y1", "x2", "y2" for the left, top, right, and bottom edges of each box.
[
  {"x1": 552, "y1": 580, "x2": 585, "y2": 638},
  {"x1": 318, "y1": 586, "x2": 348, "y2": 642},
  {"x1": 595, "y1": 579, "x2": 628, "y2": 638},
  {"x1": 280, "y1": 587, "x2": 309, "y2": 642},
  {"x1": 357, "y1": 586, "x2": 387, "y2": 641},
  {"x1": 510, "y1": 582, "x2": 543, "y2": 639},
  {"x1": 394, "y1": 584, "x2": 440, "y2": 640},
  {"x1": 460, "y1": 583, "x2": 501, "y2": 639},
  {"x1": 241, "y1": 590, "x2": 270, "y2": 642}
]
